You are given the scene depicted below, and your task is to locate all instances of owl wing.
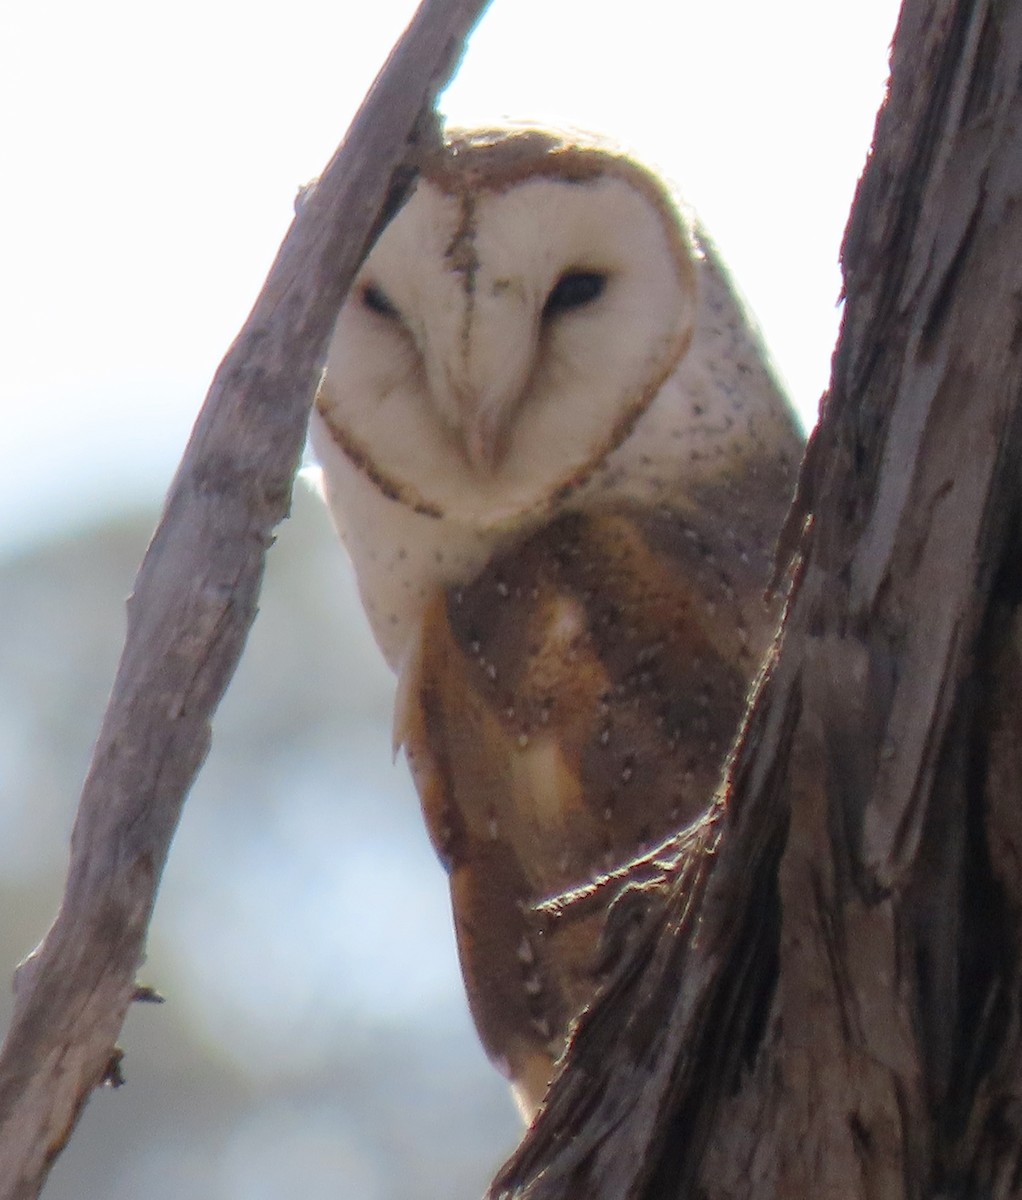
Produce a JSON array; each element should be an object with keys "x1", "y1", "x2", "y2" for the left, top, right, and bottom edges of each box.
[{"x1": 397, "y1": 454, "x2": 795, "y2": 1113}]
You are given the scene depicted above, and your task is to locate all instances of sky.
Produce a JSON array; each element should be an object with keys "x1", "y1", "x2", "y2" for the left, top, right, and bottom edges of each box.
[{"x1": 0, "y1": 0, "x2": 901, "y2": 556}]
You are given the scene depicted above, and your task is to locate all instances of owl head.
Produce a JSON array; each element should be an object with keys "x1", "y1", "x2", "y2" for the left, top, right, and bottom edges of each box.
[{"x1": 314, "y1": 126, "x2": 699, "y2": 529}]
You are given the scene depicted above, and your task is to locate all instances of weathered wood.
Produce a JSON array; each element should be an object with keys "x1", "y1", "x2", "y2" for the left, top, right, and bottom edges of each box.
[
  {"x1": 0, "y1": 3, "x2": 490, "y2": 1196},
  {"x1": 492, "y1": 1, "x2": 1022, "y2": 1196}
]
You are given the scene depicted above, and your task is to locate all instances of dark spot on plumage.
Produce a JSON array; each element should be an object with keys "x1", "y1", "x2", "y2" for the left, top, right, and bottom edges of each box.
[
  {"x1": 559, "y1": 172, "x2": 602, "y2": 189},
  {"x1": 445, "y1": 193, "x2": 479, "y2": 297},
  {"x1": 600, "y1": 605, "x2": 621, "y2": 629}
]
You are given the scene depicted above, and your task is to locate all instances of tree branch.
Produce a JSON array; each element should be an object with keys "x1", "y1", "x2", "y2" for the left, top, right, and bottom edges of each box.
[{"x1": 0, "y1": 3, "x2": 490, "y2": 1196}]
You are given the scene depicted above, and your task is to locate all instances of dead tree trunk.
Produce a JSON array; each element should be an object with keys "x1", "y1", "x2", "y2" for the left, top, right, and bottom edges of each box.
[{"x1": 492, "y1": 1, "x2": 1022, "y2": 1196}]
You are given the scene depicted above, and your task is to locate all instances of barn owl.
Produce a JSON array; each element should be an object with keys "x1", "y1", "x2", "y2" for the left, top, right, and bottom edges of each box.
[{"x1": 311, "y1": 126, "x2": 802, "y2": 1118}]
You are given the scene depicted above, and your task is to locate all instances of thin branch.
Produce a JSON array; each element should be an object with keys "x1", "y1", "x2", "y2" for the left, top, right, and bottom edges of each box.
[{"x1": 0, "y1": 2, "x2": 490, "y2": 1196}]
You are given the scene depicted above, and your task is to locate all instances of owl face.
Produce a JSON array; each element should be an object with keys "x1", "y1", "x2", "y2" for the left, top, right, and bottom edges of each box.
[{"x1": 316, "y1": 134, "x2": 698, "y2": 529}]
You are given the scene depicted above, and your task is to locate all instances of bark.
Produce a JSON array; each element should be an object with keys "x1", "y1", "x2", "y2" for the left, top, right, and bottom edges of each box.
[
  {"x1": 492, "y1": 1, "x2": 1022, "y2": 1197},
  {"x1": 0, "y1": 3, "x2": 490, "y2": 1196}
]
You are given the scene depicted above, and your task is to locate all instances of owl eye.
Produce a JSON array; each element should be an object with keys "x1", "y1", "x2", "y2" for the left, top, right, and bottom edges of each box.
[
  {"x1": 542, "y1": 270, "x2": 607, "y2": 320},
  {"x1": 361, "y1": 282, "x2": 400, "y2": 320}
]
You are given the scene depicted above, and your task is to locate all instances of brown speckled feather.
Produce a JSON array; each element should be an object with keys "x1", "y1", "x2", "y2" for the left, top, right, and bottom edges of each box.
[{"x1": 400, "y1": 456, "x2": 795, "y2": 1109}]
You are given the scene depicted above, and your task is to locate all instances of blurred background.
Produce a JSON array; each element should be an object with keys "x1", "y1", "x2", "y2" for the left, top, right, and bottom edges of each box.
[{"x1": 0, "y1": 1, "x2": 898, "y2": 1196}]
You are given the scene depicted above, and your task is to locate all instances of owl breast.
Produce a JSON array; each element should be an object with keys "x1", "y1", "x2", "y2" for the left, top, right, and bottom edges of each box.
[{"x1": 395, "y1": 457, "x2": 796, "y2": 1115}]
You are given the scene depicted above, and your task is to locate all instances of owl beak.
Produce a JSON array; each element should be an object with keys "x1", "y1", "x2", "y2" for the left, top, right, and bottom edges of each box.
[
  {"x1": 433, "y1": 297, "x2": 535, "y2": 474},
  {"x1": 455, "y1": 359, "x2": 533, "y2": 474},
  {"x1": 462, "y1": 407, "x2": 509, "y2": 474}
]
